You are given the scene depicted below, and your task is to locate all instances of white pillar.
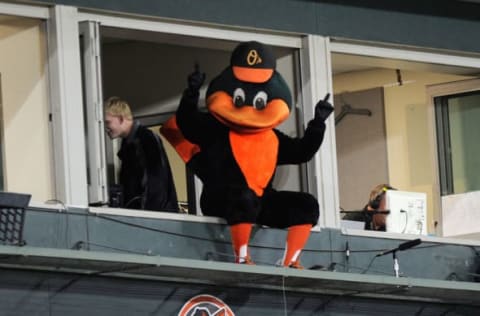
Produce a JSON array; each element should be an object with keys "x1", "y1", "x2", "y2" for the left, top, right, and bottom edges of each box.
[
  {"x1": 300, "y1": 35, "x2": 340, "y2": 228},
  {"x1": 47, "y1": 5, "x2": 88, "y2": 206}
]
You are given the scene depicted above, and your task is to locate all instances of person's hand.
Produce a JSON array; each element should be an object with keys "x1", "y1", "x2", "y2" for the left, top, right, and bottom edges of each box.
[
  {"x1": 187, "y1": 63, "x2": 206, "y2": 94},
  {"x1": 314, "y1": 93, "x2": 334, "y2": 122}
]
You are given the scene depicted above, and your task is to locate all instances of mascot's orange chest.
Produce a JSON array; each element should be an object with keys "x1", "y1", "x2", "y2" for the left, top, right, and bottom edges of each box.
[{"x1": 229, "y1": 130, "x2": 278, "y2": 197}]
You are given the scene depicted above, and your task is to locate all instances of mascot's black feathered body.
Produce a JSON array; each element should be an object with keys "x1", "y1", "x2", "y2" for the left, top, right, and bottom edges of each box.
[{"x1": 161, "y1": 41, "x2": 333, "y2": 266}]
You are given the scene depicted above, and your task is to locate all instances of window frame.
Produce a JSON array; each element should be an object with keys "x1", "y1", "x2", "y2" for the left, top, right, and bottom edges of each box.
[
  {"x1": 330, "y1": 41, "x2": 480, "y2": 239},
  {"x1": 0, "y1": 2, "x2": 49, "y2": 19},
  {"x1": 75, "y1": 11, "x2": 335, "y2": 223},
  {"x1": 427, "y1": 79, "x2": 480, "y2": 236},
  {"x1": 434, "y1": 88, "x2": 480, "y2": 196}
]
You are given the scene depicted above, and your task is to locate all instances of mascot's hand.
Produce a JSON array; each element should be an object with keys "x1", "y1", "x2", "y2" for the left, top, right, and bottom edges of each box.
[
  {"x1": 314, "y1": 93, "x2": 334, "y2": 122},
  {"x1": 187, "y1": 63, "x2": 206, "y2": 95}
]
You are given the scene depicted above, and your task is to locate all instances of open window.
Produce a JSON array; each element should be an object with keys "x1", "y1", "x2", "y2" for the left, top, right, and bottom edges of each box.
[
  {"x1": 428, "y1": 79, "x2": 480, "y2": 238},
  {"x1": 331, "y1": 43, "x2": 480, "y2": 236},
  {"x1": 79, "y1": 17, "x2": 308, "y2": 214}
]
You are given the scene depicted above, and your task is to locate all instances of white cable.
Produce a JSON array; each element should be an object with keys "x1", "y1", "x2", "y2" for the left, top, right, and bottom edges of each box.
[{"x1": 282, "y1": 275, "x2": 288, "y2": 316}]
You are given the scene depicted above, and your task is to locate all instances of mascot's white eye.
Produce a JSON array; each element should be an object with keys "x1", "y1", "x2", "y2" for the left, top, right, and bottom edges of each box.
[
  {"x1": 233, "y1": 88, "x2": 246, "y2": 107},
  {"x1": 253, "y1": 91, "x2": 268, "y2": 110}
]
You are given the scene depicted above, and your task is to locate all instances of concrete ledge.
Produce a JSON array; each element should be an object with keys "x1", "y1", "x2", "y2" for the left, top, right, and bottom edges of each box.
[{"x1": 0, "y1": 245, "x2": 479, "y2": 306}]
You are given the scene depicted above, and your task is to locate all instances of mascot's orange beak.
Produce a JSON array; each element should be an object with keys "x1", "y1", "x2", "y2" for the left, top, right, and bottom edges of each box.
[{"x1": 207, "y1": 91, "x2": 290, "y2": 133}]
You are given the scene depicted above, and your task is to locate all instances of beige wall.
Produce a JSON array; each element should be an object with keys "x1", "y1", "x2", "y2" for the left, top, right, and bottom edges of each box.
[
  {"x1": 0, "y1": 15, "x2": 53, "y2": 202},
  {"x1": 334, "y1": 68, "x2": 471, "y2": 233}
]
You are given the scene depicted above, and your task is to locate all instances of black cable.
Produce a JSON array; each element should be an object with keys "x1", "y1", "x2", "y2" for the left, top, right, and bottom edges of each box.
[
  {"x1": 26, "y1": 207, "x2": 324, "y2": 252},
  {"x1": 44, "y1": 199, "x2": 67, "y2": 209},
  {"x1": 415, "y1": 305, "x2": 426, "y2": 316},
  {"x1": 44, "y1": 199, "x2": 68, "y2": 247},
  {"x1": 27, "y1": 207, "x2": 447, "y2": 255},
  {"x1": 122, "y1": 196, "x2": 179, "y2": 213},
  {"x1": 439, "y1": 305, "x2": 457, "y2": 316},
  {"x1": 401, "y1": 210, "x2": 408, "y2": 234},
  {"x1": 470, "y1": 245, "x2": 480, "y2": 257},
  {"x1": 6, "y1": 205, "x2": 480, "y2": 302},
  {"x1": 124, "y1": 196, "x2": 143, "y2": 208},
  {"x1": 28, "y1": 206, "x2": 475, "y2": 279},
  {"x1": 334, "y1": 261, "x2": 392, "y2": 276},
  {"x1": 73, "y1": 241, "x2": 155, "y2": 256},
  {"x1": 48, "y1": 262, "x2": 157, "y2": 300},
  {"x1": 308, "y1": 283, "x2": 411, "y2": 316},
  {"x1": 94, "y1": 213, "x2": 440, "y2": 254},
  {"x1": 10, "y1": 206, "x2": 479, "y2": 281},
  {"x1": 360, "y1": 255, "x2": 378, "y2": 274},
  {"x1": 345, "y1": 240, "x2": 350, "y2": 272},
  {"x1": 35, "y1": 207, "x2": 230, "y2": 244}
]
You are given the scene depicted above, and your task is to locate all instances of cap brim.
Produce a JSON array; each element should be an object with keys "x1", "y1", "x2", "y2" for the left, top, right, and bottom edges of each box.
[{"x1": 232, "y1": 66, "x2": 273, "y2": 83}]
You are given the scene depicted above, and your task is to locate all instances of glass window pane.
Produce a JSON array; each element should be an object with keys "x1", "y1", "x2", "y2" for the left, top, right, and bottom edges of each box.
[{"x1": 447, "y1": 93, "x2": 480, "y2": 193}]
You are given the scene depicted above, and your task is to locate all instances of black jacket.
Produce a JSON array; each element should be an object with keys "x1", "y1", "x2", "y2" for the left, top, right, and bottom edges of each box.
[{"x1": 117, "y1": 121, "x2": 178, "y2": 212}]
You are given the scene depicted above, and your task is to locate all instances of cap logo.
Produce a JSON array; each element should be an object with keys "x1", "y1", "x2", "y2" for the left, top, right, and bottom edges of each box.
[{"x1": 247, "y1": 49, "x2": 262, "y2": 66}]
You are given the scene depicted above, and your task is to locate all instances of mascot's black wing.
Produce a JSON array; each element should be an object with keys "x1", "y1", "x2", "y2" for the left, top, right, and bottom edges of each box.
[
  {"x1": 275, "y1": 119, "x2": 326, "y2": 165},
  {"x1": 276, "y1": 93, "x2": 333, "y2": 165},
  {"x1": 176, "y1": 83, "x2": 225, "y2": 148}
]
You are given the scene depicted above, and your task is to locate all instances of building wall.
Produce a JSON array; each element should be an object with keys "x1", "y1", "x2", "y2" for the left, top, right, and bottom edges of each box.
[
  {"x1": 33, "y1": 0, "x2": 480, "y2": 54},
  {"x1": 21, "y1": 206, "x2": 480, "y2": 283},
  {"x1": 1, "y1": 268, "x2": 478, "y2": 316}
]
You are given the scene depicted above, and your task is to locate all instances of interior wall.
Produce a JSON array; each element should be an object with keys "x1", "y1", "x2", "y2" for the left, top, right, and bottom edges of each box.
[
  {"x1": 102, "y1": 41, "x2": 231, "y2": 115},
  {"x1": 333, "y1": 68, "x2": 471, "y2": 234},
  {"x1": 0, "y1": 16, "x2": 53, "y2": 202},
  {"x1": 101, "y1": 40, "x2": 302, "y2": 205},
  {"x1": 334, "y1": 87, "x2": 387, "y2": 212}
]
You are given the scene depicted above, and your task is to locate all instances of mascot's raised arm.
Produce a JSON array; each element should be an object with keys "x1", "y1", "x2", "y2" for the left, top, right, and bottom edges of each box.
[{"x1": 161, "y1": 41, "x2": 333, "y2": 267}]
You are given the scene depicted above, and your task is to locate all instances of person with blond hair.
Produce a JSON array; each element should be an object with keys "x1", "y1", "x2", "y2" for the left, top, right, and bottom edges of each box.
[{"x1": 104, "y1": 96, "x2": 178, "y2": 212}]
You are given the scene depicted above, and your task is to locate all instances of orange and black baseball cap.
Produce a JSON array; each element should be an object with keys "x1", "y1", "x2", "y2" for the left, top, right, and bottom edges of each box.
[{"x1": 230, "y1": 41, "x2": 276, "y2": 84}]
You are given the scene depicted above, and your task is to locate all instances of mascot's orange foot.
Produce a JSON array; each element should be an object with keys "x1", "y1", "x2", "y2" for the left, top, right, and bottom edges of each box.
[
  {"x1": 288, "y1": 260, "x2": 304, "y2": 269},
  {"x1": 238, "y1": 256, "x2": 255, "y2": 265}
]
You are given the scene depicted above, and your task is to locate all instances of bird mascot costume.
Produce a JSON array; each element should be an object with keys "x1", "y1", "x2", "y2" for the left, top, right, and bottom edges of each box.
[{"x1": 161, "y1": 41, "x2": 333, "y2": 267}]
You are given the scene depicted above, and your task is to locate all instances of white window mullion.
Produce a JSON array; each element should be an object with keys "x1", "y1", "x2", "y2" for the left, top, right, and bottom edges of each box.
[
  {"x1": 47, "y1": 5, "x2": 88, "y2": 206},
  {"x1": 300, "y1": 35, "x2": 340, "y2": 228}
]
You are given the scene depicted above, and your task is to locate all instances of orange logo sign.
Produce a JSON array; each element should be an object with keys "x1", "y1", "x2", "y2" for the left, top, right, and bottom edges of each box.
[{"x1": 178, "y1": 294, "x2": 235, "y2": 316}]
